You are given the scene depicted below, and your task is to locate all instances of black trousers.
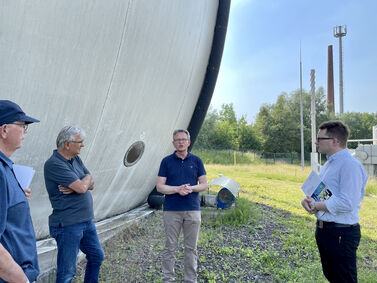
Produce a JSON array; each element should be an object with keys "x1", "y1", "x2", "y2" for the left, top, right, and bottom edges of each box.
[{"x1": 315, "y1": 223, "x2": 361, "y2": 283}]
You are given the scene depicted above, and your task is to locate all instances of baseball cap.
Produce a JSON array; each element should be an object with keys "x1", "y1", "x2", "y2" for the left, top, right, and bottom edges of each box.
[{"x1": 0, "y1": 100, "x2": 40, "y2": 126}]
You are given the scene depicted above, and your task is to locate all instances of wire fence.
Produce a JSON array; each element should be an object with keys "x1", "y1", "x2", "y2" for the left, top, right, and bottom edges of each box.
[
  {"x1": 261, "y1": 152, "x2": 312, "y2": 165},
  {"x1": 192, "y1": 148, "x2": 313, "y2": 165}
]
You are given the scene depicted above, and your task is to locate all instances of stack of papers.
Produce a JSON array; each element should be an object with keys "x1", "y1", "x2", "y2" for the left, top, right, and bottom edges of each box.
[
  {"x1": 13, "y1": 164, "x2": 35, "y2": 190},
  {"x1": 301, "y1": 170, "x2": 332, "y2": 201}
]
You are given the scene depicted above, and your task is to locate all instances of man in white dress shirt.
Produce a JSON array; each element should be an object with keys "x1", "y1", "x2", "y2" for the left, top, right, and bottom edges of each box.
[{"x1": 301, "y1": 120, "x2": 367, "y2": 283}]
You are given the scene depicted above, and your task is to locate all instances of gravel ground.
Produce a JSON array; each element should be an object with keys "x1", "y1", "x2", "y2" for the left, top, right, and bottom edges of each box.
[{"x1": 75, "y1": 203, "x2": 287, "y2": 283}]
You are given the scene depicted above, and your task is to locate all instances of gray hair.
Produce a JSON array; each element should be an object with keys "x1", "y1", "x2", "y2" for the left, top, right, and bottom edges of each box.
[
  {"x1": 173, "y1": 129, "x2": 190, "y2": 140},
  {"x1": 56, "y1": 126, "x2": 86, "y2": 149}
]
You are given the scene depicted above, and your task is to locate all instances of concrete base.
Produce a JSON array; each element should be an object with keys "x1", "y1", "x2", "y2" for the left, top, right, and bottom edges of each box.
[
  {"x1": 36, "y1": 204, "x2": 154, "y2": 282},
  {"x1": 200, "y1": 194, "x2": 217, "y2": 207}
]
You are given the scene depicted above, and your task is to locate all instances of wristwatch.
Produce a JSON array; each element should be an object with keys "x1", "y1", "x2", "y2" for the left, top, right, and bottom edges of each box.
[{"x1": 310, "y1": 201, "x2": 316, "y2": 211}]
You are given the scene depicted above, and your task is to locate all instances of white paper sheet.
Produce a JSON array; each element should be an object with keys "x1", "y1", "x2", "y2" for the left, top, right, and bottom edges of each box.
[
  {"x1": 301, "y1": 170, "x2": 323, "y2": 196},
  {"x1": 13, "y1": 164, "x2": 35, "y2": 190}
]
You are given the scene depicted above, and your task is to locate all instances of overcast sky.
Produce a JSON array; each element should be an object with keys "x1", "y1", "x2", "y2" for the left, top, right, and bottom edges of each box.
[{"x1": 211, "y1": 0, "x2": 377, "y2": 122}]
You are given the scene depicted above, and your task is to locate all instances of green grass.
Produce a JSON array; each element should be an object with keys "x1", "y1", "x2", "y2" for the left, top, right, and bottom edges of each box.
[
  {"x1": 214, "y1": 198, "x2": 260, "y2": 227},
  {"x1": 204, "y1": 163, "x2": 377, "y2": 283},
  {"x1": 365, "y1": 178, "x2": 377, "y2": 196},
  {"x1": 192, "y1": 148, "x2": 261, "y2": 165},
  {"x1": 77, "y1": 153, "x2": 377, "y2": 282}
]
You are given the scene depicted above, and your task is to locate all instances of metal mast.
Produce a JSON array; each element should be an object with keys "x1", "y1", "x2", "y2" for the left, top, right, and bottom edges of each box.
[
  {"x1": 300, "y1": 44, "x2": 304, "y2": 170},
  {"x1": 310, "y1": 69, "x2": 318, "y2": 172},
  {"x1": 333, "y1": 25, "x2": 347, "y2": 114}
]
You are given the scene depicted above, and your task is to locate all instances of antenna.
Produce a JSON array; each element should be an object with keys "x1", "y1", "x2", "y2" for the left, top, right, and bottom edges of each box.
[
  {"x1": 300, "y1": 42, "x2": 304, "y2": 170},
  {"x1": 334, "y1": 25, "x2": 347, "y2": 114}
]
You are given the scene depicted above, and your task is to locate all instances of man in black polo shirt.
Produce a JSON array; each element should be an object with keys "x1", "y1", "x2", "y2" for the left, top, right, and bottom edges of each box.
[
  {"x1": 44, "y1": 126, "x2": 104, "y2": 283},
  {"x1": 157, "y1": 129, "x2": 208, "y2": 283}
]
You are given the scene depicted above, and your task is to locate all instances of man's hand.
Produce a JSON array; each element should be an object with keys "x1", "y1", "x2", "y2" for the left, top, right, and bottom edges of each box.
[
  {"x1": 58, "y1": 185, "x2": 75, "y2": 194},
  {"x1": 23, "y1": 188, "x2": 31, "y2": 201},
  {"x1": 156, "y1": 177, "x2": 193, "y2": 195},
  {"x1": 301, "y1": 196, "x2": 316, "y2": 214},
  {"x1": 85, "y1": 174, "x2": 94, "y2": 190},
  {"x1": 177, "y1": 184, "x2": 192, "y2": 196}
]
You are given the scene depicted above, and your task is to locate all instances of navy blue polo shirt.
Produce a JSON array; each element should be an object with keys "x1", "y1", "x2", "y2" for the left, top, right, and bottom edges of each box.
[
  {"x1": 0, "y1": 151, "x2": 39, "y2": 282},
  {"x1": 158, "y1": 152, "x2": 206, "y2": 211},
  {"x1": 44, "y1": 150, "x2": 94, "y2": 227}
]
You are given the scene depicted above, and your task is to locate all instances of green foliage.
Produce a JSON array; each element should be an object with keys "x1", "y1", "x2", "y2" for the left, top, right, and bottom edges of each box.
[
  {"x1": 338, "y1": 112, "x2": 377, "y2": 148},
  {"x1": 198, "y1": 229, "x2": 218, "y2": 247},
  {"x1": 214, "y1": 198, "x2": 260, "y2": 227},
  {"x1": 195, "y1": 103, "x2": 261, "y2": 151},
  {"x1": 192, "y1": 148, "x2": 261, "y2": 165},
  {"x1": 212, "y1": 120, "x2": 238, "y2": 149},
  {"x1": 219, "y1": 103, "x2": 237, "y2": 124},
  {"x1": 198, "y1": 87, "x2": 376, "y2": 154},
  {"x1": 255, "y1": 87, "x2": 330, "y2": 153},
  {"x1": 237, "y1": 118, "x2": 262, "y2": 151},
  {"x1": 365, "y1": 179, "x2": 377, "y2": 196},
  {"x1": 195, "y1": 107, "x2": 219, "y2": 148}
]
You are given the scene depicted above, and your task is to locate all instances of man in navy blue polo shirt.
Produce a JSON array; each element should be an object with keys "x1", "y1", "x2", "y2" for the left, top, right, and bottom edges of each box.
[
  {"x1": 0, "y1": 100, "x2": 40, "y2": 283},
  {"x1": 44, "y1": 126, "x2": 104, "y2": 283},
  {"x1": 157, "y1": 129, "x2": 208, "y2": 283}
]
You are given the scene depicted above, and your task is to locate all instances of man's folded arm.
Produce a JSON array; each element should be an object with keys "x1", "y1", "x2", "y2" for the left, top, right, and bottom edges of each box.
[{"x1": 67, "y1": 174, "x2": 93, "y2": 194}]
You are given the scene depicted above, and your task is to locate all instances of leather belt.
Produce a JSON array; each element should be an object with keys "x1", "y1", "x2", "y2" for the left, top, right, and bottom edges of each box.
[{"x1": 317, "y1": 220, "x2": 359, "y2": 229}]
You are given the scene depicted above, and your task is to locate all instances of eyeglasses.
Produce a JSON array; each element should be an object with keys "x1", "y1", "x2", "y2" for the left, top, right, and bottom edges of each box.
[
  {"x1": 173, "y1": 138, "x2": 188, "y2": 142},
  {"x1": 316, "y1": 136, "x2": 334, "y2": 141},
  {"x1": 70, "y1": 140, "x2": 84, "y2": 144},
  {"x1": 11, "y1": 123, "x2": 28, "y2": 130}
]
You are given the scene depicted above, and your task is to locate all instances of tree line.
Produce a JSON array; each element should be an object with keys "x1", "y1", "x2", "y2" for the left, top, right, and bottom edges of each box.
[{"x1": 195, "y1": 87, "x2": 377, "y2": 153}]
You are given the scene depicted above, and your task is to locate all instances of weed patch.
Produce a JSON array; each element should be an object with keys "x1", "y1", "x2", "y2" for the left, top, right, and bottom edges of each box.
[
  {"x1": 365, "y1": 178, "x2": 377, "y2": 196},
  {"x1": 213, "y1": 198, "x2": 260, "y2": 227}
]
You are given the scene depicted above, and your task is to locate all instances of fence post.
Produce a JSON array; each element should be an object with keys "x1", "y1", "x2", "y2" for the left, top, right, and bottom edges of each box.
[{"x1": 234, "y1": 151, "x2": 237, "y2": 166}]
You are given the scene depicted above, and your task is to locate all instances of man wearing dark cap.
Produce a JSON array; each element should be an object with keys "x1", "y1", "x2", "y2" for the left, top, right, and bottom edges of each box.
[{"x1": 0, "y1": 100, "x2": 40, "y2": 283}]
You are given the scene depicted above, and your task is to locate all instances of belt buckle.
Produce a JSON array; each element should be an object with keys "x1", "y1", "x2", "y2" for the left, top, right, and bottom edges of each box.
[{"x1": 318, "y1": 220, "x2": 323, "y2": 229}]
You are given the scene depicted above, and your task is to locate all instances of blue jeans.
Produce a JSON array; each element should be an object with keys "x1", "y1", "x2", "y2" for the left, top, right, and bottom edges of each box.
[{"x1": 50, "y1": 220, "x2": 104, "y2": 283}]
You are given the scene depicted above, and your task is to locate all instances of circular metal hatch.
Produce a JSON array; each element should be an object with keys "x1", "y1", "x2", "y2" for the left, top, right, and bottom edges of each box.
[{"x1": 123, "y1": 141, "x2": 145, "y2": 167}]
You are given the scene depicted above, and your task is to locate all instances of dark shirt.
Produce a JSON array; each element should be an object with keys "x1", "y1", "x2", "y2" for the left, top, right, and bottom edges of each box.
[
  {"x1": 44, "y1": 150, "x2": 94, "y2": 227},
  {"x1": 158, "y1": 152, "x2": 206, "y2": 211},
  {"x1": 0, "y1": 151, "x2": 39, "y2": 282}
]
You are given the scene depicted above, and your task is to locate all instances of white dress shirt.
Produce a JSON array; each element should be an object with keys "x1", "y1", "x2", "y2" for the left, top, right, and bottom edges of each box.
[{"x1": 317, "y1": 148, "x2": 368, "y2": 224}]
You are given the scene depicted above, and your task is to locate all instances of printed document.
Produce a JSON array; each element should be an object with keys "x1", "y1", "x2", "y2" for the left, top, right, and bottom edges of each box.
[
  {"x1": 301, "y1": 170, "x2": 332, "y2": 201},
  {"x1": 13, "y1": 164, "x2": 35, "y2": 190}
]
